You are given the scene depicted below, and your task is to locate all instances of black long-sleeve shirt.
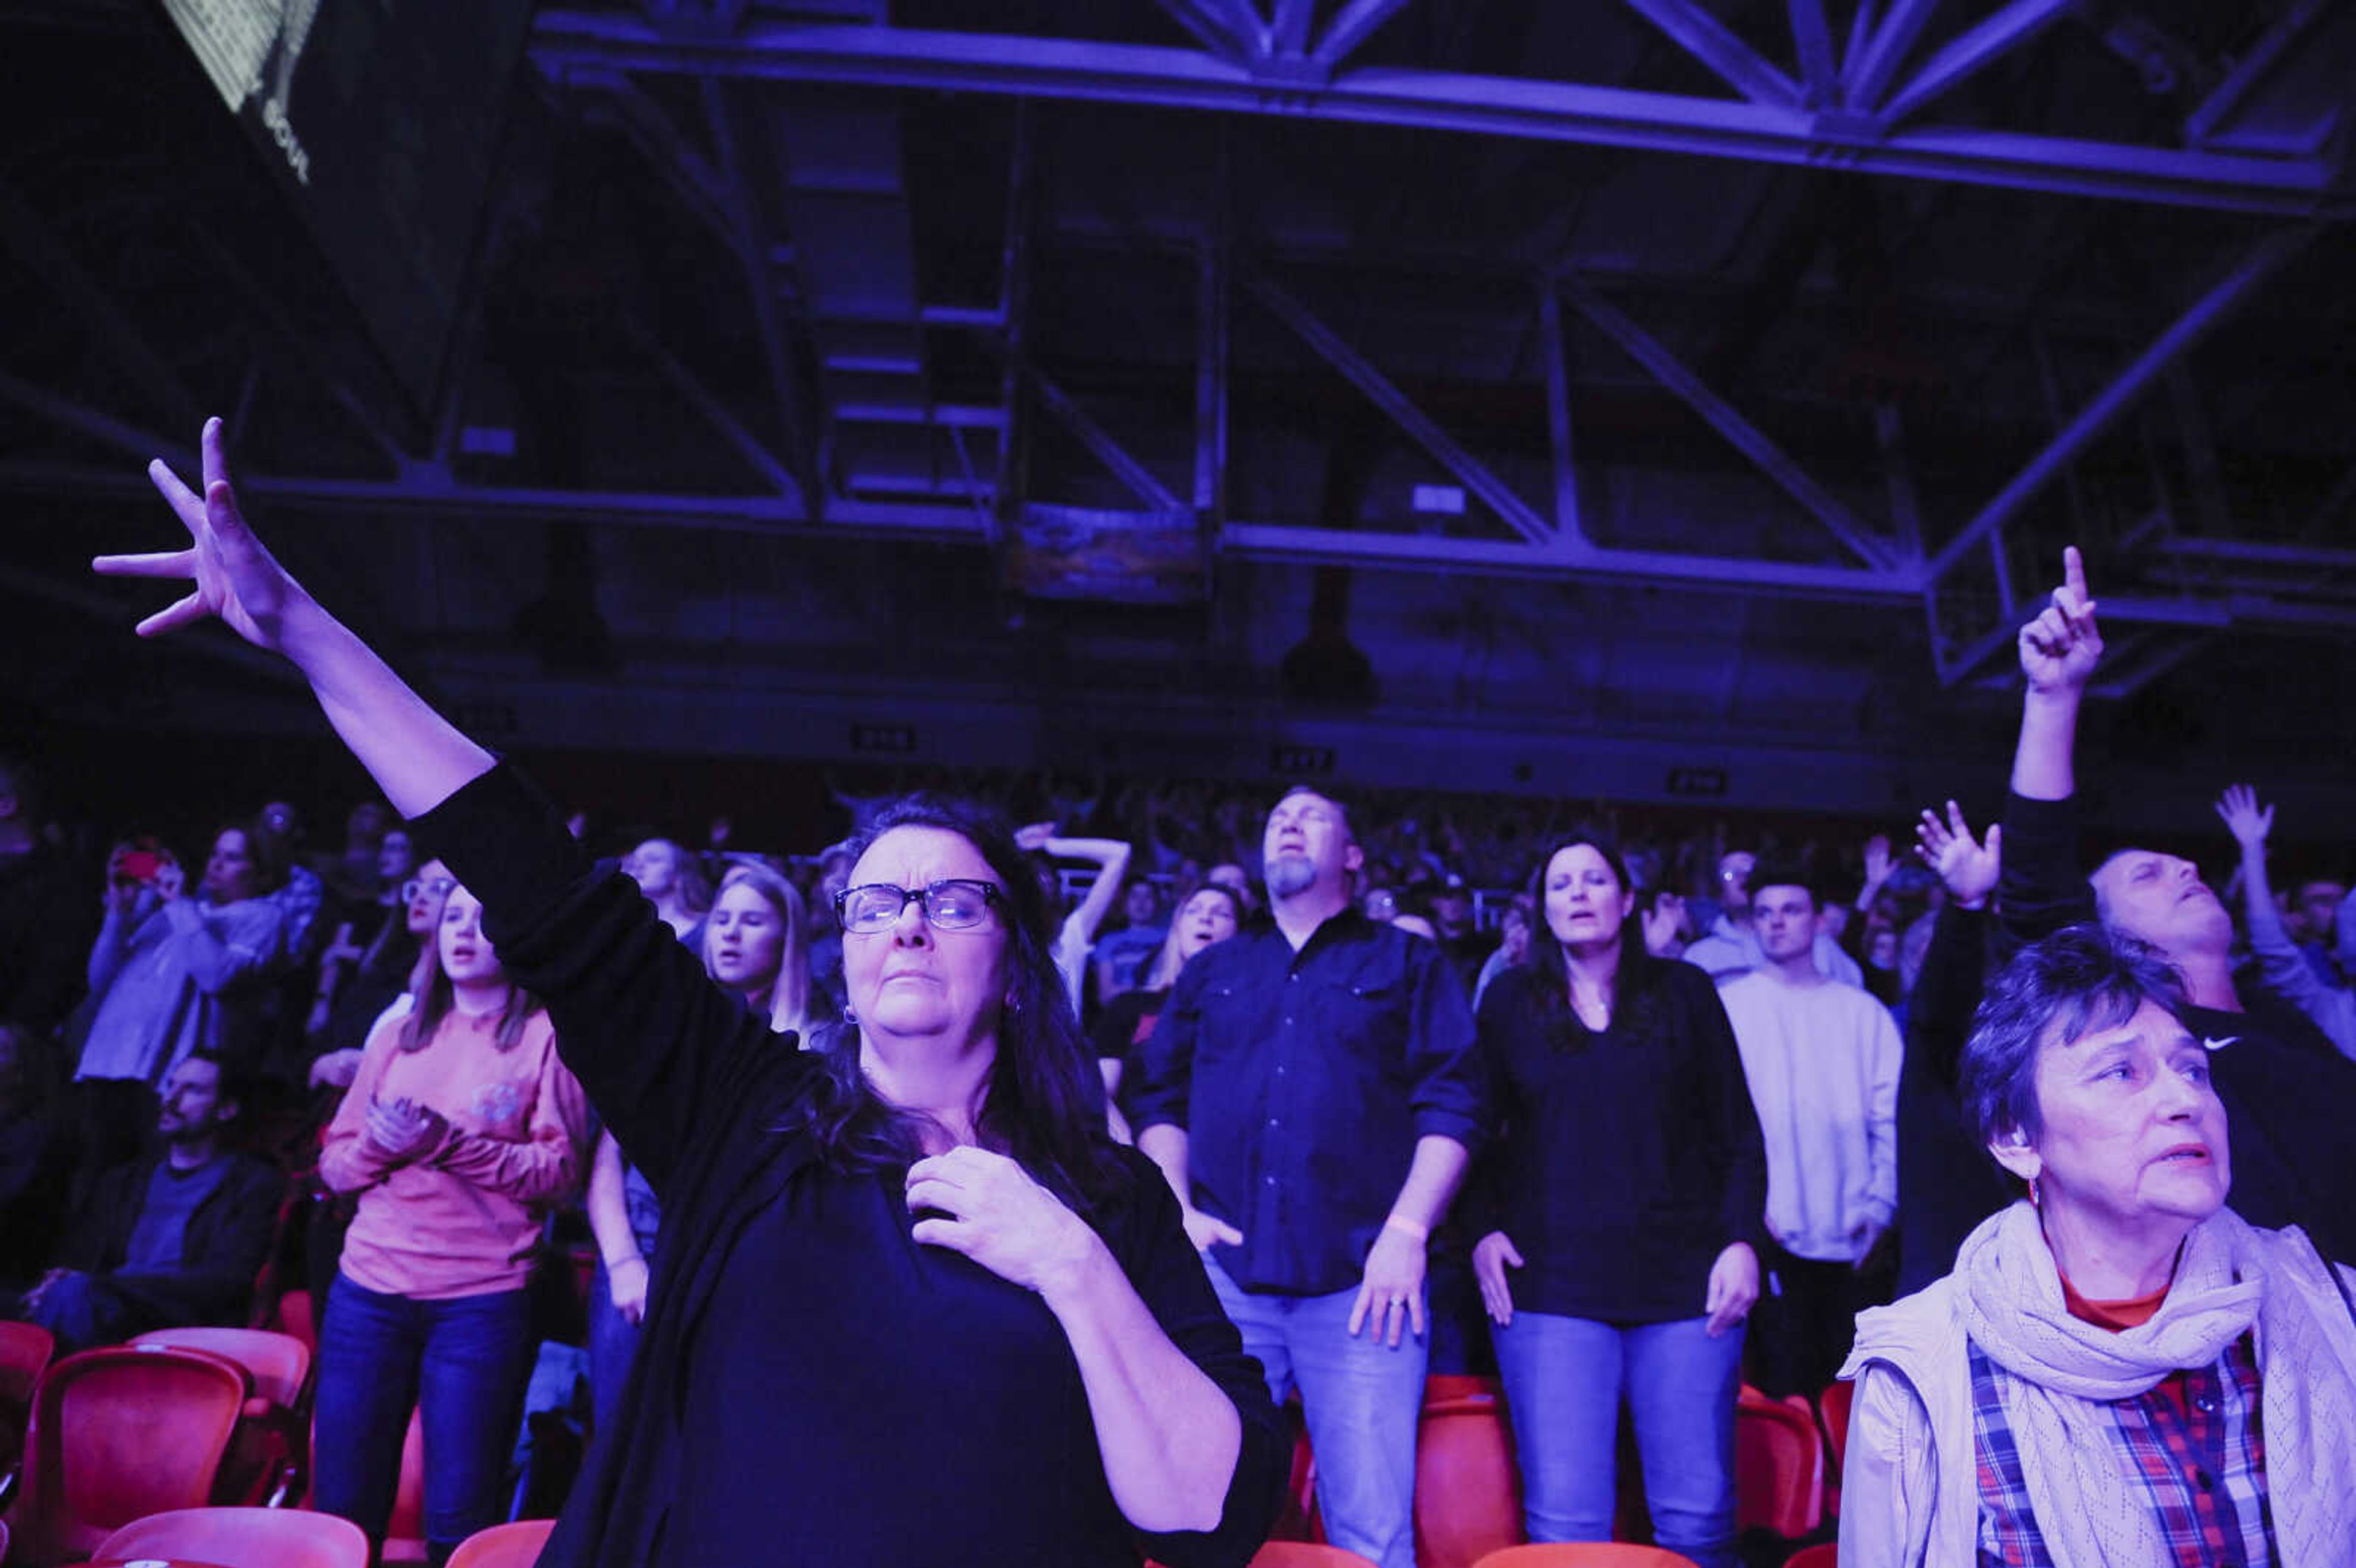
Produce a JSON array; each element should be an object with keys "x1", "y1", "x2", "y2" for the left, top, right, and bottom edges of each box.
[
  {"x1": 1999, "y1": 789, "x2": 2356, "y2": 1264},
  {"x1": 1467, "y1": 958, "x2": 1768, "y2": 1323},
  {"x1": 417, "y1": 765, "x2": 1284, "y2": 1568},
  {"x1": 1133, "y1": 911, "x2": 1484, "y2": 1297}
]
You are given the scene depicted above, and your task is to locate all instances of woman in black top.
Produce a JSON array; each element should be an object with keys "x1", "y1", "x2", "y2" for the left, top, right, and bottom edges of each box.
[
  {"x1": 1469, "y1": 831, "x2": 1767, "y2": 1568},
  {"x1": 101, "y1": 420, "x2": 1285, "y2": 1568}
]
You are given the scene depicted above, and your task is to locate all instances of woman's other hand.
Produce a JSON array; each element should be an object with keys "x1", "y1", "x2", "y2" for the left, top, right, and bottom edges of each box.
[
  {"x1": 365, "y1": 1095, "x2": 448, "y2": 1162},
  {"x1": 607, "y1": 1256, "x2": 652, "y2": 1326},
  {"x1": 1471, "y1": 1230, "x2": 1524, "y2": 1325},
  {"x1": 906, "y1": 1145, "x2": 1102, "y2": 1298},
  {"x1": 96, "y1": 417, "x2": 312, "y2": 652},
  {"x1": 1702, "y1": 1240, "x2": 1758, "y2": 1337}
]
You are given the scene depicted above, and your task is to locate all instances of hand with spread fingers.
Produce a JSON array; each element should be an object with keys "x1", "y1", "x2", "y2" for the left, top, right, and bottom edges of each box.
[
  {"x1": 94, "y1": 417, "x2": 313, "y2": 653},
  {"x1": 2214, "y1": 783, "x2": 2274, "y2": 852},
  {"x1": 905, "y1": 1144, "x2": 1103, "y2": 1299},
  {"x1": 1915, "y1": 799, "x2": 2001, "y2": 909}
]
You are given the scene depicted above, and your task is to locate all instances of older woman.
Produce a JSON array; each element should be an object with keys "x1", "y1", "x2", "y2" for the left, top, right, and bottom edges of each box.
[
  {"x1": 1470, "y1": 831, "x2": 1766, "y2": 1568},
  {"x1": 585, "y1": 859, "x2": 816, "y2": 1428},
  {"x1": 102, "y1": 419, "x2": 1283, "y2": 1568},
  {"x1": 1841, "y1": 926, "x2": 2356, "y2": 1566}
]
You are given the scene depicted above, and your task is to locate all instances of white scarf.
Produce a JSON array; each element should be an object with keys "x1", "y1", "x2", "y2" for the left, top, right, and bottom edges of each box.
[{"x1": 1954, "y1": 1202, "x2": 2356, "y2": 1566}]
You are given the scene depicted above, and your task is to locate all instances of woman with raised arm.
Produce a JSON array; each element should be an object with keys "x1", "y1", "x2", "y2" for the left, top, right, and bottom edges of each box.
[
  {"x1": 97, "y1": 420, "x2": 1284, "y2": 1568},
  {"x1": 1467, "y1": 828, "x2": 1766, "y2": 1568}
]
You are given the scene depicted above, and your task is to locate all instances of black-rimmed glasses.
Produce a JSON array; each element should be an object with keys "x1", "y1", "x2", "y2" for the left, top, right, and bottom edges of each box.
[{"x1": 835, "y1": 879, "x2": 1004, "y2": 934}]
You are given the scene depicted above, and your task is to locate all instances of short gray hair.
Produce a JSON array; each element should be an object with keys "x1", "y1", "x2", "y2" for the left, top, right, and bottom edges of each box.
[{"x1": 1960, "y1": 924, "x2": 2187, "y2": 1145}]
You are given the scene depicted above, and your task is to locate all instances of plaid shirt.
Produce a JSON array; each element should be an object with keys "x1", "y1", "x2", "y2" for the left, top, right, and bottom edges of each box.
[{"x1": 1968, "y1": 1335, "x2": 2277, "y2": 1568}]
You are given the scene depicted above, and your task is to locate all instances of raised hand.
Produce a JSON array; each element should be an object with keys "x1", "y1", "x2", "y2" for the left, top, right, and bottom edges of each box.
[
  {"x1": 2214, "y1": 784, "x2": 2274, "y2": 852},
  {"x1": 94, "y1": 418, "x2": 312, "y2": 653},
  {"x1": 2018, "y1": 545, "x2": 2103, "y2": 694},
  {"x1": 1914, "y1": 799, "x2": 2001, "y2": 908},
  {"x1": 1640, "y1": 891, "x2": 1687, "y2": 957},
  {"x1": 1014, "y1": 821, "x2": 1058, "y2": 853}
]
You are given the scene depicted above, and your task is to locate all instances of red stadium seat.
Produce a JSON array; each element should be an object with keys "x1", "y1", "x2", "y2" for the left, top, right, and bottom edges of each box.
[
  {"x1": 132, "y1": 1327, "x2": 312, "y2": 1504},
  {"x1": 1472, "y1": 1545, "x2": 1700, "y2": 1567},
  {"x1": 298, "y1": 1405, "x2": 427, "y2": 1563},
  {"x1": 447, "y1": 1518, "x2": 558, "y2": 1568},
  {"x1": 1734, "y1": 1386, "x2": 1823, "y2": 1538},
  {"x1": 8, "y1": 1345, "x2": 247, "y2": 1562},
  {"x1": 1251, "y1": 1543, "x2": 1381, "y2": 1567},
  {"x1": 0, "y1": 1320, "x2": 54, "y2": 1472},
  {"x1": 1817, "y1": 1380, "x2": 1854, "y2": 1474},
  {"x1": 272, "y1": 1288, "x2": 319, "y2": 1359},
  {"x1": 1415, "y1": 1375, "x2": 1524, "y2": 1568},
  {"x1": 93, "y1": 1505, "x2": 370, "y2": 1568}
]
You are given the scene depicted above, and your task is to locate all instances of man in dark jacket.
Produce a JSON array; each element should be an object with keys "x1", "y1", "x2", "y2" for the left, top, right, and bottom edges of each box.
[{"x1": 15, "y1": 1048, "x2": 282, "y2": 1350}]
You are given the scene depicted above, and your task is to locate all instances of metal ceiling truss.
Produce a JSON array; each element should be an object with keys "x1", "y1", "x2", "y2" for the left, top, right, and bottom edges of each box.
[{"x1": 528, "y1": 6, "x2": 2349, "y2": 215}]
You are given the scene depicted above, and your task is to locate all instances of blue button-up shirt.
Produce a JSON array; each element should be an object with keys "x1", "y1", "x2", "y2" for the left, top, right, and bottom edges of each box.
[{"x1": 1134, "y1": 910, "x2": 1484, "y2": 1296}]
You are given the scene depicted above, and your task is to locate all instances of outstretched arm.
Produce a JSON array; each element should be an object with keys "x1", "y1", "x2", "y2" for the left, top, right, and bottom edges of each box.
[
  {"x1": 2008, "y1": 544, "x2": 2103, "y2": 803},
  {"x1": 2217, "y1": 786, "x2": 2356, "y2": 1055},
  {"x1": 1022, "y1": 824, "x2": 1133, "y2": 948},
  {"x1": 96, "y1": 419, "x2": 495, "y2": 817}
]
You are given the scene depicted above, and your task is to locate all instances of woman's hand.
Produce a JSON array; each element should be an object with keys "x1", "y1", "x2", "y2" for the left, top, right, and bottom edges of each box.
[
  {"x1": 1702, "y1": 1241, "x2": 1759, "y2": 1337},
  {"x1": 309, "y1": 1048, "x2": 366, "y2": 1091},
  {"x1": 1914, "y1": 799, "x2": 2001, "y2": 909},
  {"x1": 364, "y1": 1096, "x2": 448, "y2": 1162},
  {"x1": 905, "y1": 1145, "x2": 1103, "y2": 1298},
  {"x1": 2214, "y1": 783, "x2": 2274, "y2": 852},
  {"x1": 1178, "y1": 1204, "x2": 1244, "y2": 1254},
  {"x1": 96, "y1": 418, "x2": 314, "y2": 652},
  {"x1": 606, "y1": 1256, "x2": 652, "y2": 1326},
  {"x1": 1471, "y1": 1230, "x2": 1525, "y2": 1326}
]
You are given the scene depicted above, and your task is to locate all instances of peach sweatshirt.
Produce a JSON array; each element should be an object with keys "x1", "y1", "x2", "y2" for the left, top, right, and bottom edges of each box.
[{"x1": 321, "y1": 1003, "x2": 591, "y2": 1299}]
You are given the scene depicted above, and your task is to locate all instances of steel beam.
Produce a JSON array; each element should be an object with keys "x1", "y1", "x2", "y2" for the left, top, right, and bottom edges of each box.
[
  {"x1": 1788, "y1": 0, "x2": 1838, "y2": 103},
  {"x1": 1923, "y1": 225, "x2": 2319, "y2": 583},
  {"x1": 1031, "y1": 372, "x2": 1183, "y2": 512},
  {"x1": 1872, "y1": 402, "x2": 1922, "y2": 561},
  {"x1": 0, "y1": 458, "x2": 988, "y2": 540},
  {"x1": 0, "y1": 370, "x2": 190, "y2": 469},
  {"x1": 1241, "y1": 267, "x2": 1552, "y2": 545},
  {"x1": 1153, "y1": 0, "x2": 1259, "y2": 66},
  {"x1": 1621, "y1": 0, "x2": 1801, "y2": 109},
  {"x1": 1555, "y1": 274, "x2": 1893, "y2": 569},
  {"x1": 1842, "y1": 0, "x2": 1941, "y2": 111},
  {"x1": 1876, "y1": 0, "x2": 2075, "y2": 127},
  {"x1": 621, "y1": 314, "x2": 800, "y2": 495},
  {"x1": 1537, "y1": 280, "x2": 1586, "y2": 543},
  {"x1": 1314, "y1": 0, "x2": 1417, "y2": 67},
  {"x1": 1222, "y1": 523, "x2": 1915, "y2": 598},
  {"x1": 1272, "y1": 0, "x2": 1315, "y2": 56},
  {"x1": 2159, "y1": 535, "x2": 2356, "y2": 572},
  {"x1": 2185, "y1": 0, "x2": 2339, "y2": 149},
  {"x1": 1193, "y1": 141, "x2": 1231, "y2": 520},
  {"x1": 699, "y1": 76, "x2": 826, "y2": 518},
  {"x1": 528, "y1": 15, "x2": 2346, "y2": 215}
]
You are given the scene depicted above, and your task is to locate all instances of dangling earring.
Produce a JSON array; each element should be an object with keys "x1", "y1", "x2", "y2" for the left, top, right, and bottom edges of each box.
[
  {"x1": 2028, "y1": 1175, "x2": 2041, "y2": 1209},
  {"x1": 842, "y1": 1002, "x2": 858, "y2": 1024},
  {"x1": 1003, "y1": 989, "x2": 1023, "y2": 1017}
]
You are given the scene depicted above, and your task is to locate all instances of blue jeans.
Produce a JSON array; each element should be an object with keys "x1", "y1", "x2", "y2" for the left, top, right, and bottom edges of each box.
[
  {"x1": 585, "y1": 1261, "x2": 639, "y2": 1438},
  {"x1": 1206, "y1": 1256, "x2": 1425, "y2": 1568},
  {"x1": 314, "y1": 1274, "x2": 534, "y2": 1561},
  {"x1": 23, "y1": 1271, "x2": 137, "y2": 1355},
  {"x1": 1492, "y1": 1311, "x2": 1743, "y2": 1568}
]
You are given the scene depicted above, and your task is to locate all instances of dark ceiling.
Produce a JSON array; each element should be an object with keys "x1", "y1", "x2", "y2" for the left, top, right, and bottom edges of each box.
[{"x1": 4, "y1": 0, "x2": 2354, "y2": 821}]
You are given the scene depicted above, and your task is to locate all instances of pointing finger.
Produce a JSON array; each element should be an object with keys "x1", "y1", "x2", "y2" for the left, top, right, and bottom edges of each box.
[{"x1": 2063, "y1": 544, "x2": 2088, "y2": 603}]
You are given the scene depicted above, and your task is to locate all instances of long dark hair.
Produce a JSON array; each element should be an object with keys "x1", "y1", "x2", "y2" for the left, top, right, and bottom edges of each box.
[
  {"x1": 795, "y1": 793, "x2": 1130, "y2": 1213},
  {"x1": 1517, "y1": 828, "x2": 1664, "y2": 1046}
]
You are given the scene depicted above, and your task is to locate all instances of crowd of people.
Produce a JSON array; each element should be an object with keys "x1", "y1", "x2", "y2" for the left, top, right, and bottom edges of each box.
[{"x1": 1, "y1": 425, "x2": 2354, "y2": 1568}]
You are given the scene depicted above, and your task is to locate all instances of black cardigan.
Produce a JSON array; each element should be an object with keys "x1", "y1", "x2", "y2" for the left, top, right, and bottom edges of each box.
[
  {"x1": 60, "y1": 1148, "x2": 283, "y2": 1331},
  {"x1": 416, "y1": 765, "x2": 1285, "y2": 1568}
]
